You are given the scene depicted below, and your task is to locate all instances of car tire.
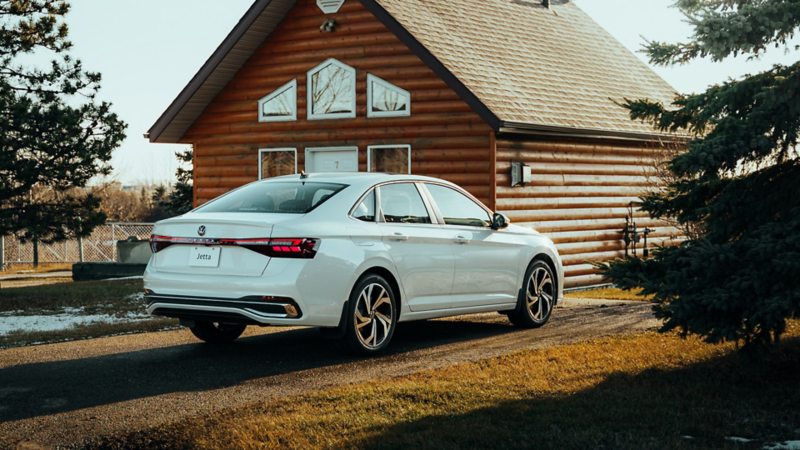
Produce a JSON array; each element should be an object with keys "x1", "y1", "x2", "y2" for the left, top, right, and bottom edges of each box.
[
  {"x1": 508, "y1": 259, "x2": 556, "y2": 329},
  {"x1": 340, "y1": 274, "x2": 397, "y2": 356},
  {"x1": 189, "y1": 321, "x2": 247, "y2": 343}
]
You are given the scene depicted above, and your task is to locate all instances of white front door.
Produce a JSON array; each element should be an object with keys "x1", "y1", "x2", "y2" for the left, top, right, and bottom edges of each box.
[{"x1": 305, "y1": 147, "x2": 359, "y2": 172}]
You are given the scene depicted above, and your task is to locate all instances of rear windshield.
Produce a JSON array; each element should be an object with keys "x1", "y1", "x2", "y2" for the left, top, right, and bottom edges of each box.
[{"x1": 195, "y1": 182, "x2": 348, "y2": 214}]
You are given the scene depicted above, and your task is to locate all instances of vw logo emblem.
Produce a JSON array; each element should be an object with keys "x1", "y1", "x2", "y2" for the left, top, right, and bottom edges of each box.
[{"x1": 198, "y1": 226, "x2": 206, "y2": 236}]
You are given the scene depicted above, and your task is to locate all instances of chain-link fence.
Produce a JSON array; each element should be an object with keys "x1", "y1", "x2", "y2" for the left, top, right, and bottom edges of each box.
[{"x1": 1, "y1": 223, "x2": 154, "y2": 267}]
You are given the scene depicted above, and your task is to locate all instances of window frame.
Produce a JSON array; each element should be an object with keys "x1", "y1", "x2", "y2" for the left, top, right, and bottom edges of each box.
[
  {"x1": 419, "y1": 182, "x2": 494, "y2": 229},
  {"x1": 258, "y1": 148, "x2": 298, "y2": 180},
  {"x1": 307, "y1": 58, "x2": 357, "y2": 121},
  {"x1": 348, "y1": 187, "x2": 377, "y2": 223},
  {"x1": 366, "y1": 74, "x2": 411, "y2": 118},
  {"x1": 367, "y1": 144, "x2": 411, "y2": 174},
  {"x1": 304, "y1": 146, "x2": 359, "y2": 173},
  {"x1": 258, "y1": 79, "x2": 297, "y2": 122}
]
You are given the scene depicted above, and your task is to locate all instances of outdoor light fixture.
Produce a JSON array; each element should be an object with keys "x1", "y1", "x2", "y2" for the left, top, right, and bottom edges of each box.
[{"x1": 320, "y1": 19, "x2": 337, "y2": 33}]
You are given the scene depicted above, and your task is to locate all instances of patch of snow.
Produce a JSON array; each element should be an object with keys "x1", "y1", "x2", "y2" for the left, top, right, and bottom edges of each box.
[
  {"x1": 127, "y1": 292, "x2": 145, "y2": 301},
  {"x1": 766, "y1": 441, "x2": 800, "y2": 450},
  {"x1": 0, "y1": 310, "x2": 25, "y2": 317},
  {"x1": 0, "y1": 311, "x2": 151, "y2": 336},
  {"x1": 727, "y1": 437, "x2": 754, "y2": 443}
]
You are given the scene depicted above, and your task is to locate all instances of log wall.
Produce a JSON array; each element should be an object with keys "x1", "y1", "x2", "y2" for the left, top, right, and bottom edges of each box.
[
  {"x1": 495, "y1": 136, "x2": 681, "y2": 288},
  {"x1": 184, "y1": 0, "x2": 493, "y2": 206}
]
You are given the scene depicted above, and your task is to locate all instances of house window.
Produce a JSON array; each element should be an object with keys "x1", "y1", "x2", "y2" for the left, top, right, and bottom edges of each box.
[
  {"x1": 259, "y1": 148, "x2": 297, "y2": 179},
  {"x1": 367, "y1": 74, "x2": 411, "y2": 118},
  {"x1": 368, "y1": 145, "x2": 411, "y2": 174},
  {"x1": 307, "y1": 59, "x2": 356, "y2": 120},
  {"x1": 258, "y1": 79, "x2": 297, "y2": 122}
]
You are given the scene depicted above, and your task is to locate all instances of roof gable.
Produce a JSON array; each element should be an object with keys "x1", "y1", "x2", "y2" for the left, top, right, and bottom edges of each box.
[{"x1": 148, "y1": 0, "x2": 675, "y2": 143}]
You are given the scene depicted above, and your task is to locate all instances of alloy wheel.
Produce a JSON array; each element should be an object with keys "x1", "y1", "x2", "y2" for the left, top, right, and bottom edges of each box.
[
  {"x1": 526, "y1": 267, "x2": 553, "y2": 322},
  {"x1": 354, "y1": 283, "x2": 394, "y2": 349}
]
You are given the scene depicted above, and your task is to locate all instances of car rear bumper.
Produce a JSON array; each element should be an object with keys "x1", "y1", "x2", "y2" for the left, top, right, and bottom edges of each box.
[{"x1": 143, "y1": 254, "x2": 356, "y2": 327}]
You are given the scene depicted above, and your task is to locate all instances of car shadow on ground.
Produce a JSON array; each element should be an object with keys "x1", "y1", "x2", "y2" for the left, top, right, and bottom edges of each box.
[
  {"x1": 0, "y1": 314, "x2": 523, "y2": 423},
  {"x1": 354, "y1": 337, "x2": 800, "y2": 449}
]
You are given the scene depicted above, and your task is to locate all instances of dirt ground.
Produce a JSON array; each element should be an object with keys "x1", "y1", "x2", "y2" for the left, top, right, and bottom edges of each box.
[{"x1": 0, "y1": 300, "x2": 657, "y2": 449}]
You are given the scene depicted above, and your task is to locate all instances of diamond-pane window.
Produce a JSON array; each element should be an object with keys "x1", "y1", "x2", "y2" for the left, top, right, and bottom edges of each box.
[
  {"x1": 367, "y1": 74, "x2": 411, "y2": 118},
  {"x1": 258, "y1": 79, "x2": 297, "y2": 122}
]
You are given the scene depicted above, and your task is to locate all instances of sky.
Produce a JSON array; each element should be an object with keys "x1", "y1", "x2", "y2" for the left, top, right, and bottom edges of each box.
[{"x1": 53, "y1": 0, "x2": 800, "y2": 185}]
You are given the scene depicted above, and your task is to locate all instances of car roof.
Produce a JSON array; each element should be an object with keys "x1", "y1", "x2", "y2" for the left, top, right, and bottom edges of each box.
[{"x1": 259, "y1": 172, "x2": 458, "y2": 189}]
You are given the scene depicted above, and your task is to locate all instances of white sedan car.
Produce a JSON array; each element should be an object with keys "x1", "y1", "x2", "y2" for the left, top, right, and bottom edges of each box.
[{"x1": 144, "y1": 173, "x2": 563, "y2": 355}]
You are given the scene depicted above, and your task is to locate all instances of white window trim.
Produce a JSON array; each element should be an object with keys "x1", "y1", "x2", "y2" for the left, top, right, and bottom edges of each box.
[
  {"x1": 305, "y1": 146, "x2": 359, "y2": 173},
  {"x1": 258, "y1": 79, "x2": 297, "y2": 122},
  {"x1": 367, "y1": 144, "x2": 412, "y2": 174},
  {"x1": 307, "y1": 59, "x2": 357, "y2": 121},
  {"x1": 258, "y1": 148, "x2": 297, "y2": 180},
  {"x1": 367, "y1": 74, "x2": 411, "y2": 118}
]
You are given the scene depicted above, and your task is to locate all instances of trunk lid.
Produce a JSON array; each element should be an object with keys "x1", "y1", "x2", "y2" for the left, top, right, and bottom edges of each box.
[{"x1": 151, "y1": 213, "x2": 299, "y2": 277}]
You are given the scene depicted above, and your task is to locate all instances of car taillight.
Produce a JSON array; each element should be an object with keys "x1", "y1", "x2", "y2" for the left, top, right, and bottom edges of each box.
[{"x1": 148, "y1": 235, "x2": 320, "y2": 259}]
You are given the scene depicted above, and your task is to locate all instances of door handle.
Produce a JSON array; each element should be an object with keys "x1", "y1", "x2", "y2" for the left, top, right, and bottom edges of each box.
[
  {"x1": 454, "y1": 236, "x2": 470, "y2": 244},
  {"x1": 389, "y1": 233, "x2": 409, "y2": 241}
]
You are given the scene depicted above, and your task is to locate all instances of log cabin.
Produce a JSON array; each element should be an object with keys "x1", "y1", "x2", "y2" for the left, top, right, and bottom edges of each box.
[{"x1": 147, "y1": 0, "x2": 680, "y2": 289}]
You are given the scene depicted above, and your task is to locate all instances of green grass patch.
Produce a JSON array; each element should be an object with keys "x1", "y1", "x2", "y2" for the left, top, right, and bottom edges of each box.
[
  {"x1": 0, "y1": 279, "x2": 178, "y2": 348},
  {"x1": 565, "y1": 287, "x2": 654, "y2": 302},
  {"x1": 0, "y1": 279, "x2": 144, "y2": 316},
  {"x1": 90, "y1": 322, "x2": 800, "y2": 450}
]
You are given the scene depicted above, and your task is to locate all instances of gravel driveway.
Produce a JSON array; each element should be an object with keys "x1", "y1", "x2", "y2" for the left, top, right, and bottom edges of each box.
[{"x1": 0, "y1": 299, "x2": 658, "y2": 449}]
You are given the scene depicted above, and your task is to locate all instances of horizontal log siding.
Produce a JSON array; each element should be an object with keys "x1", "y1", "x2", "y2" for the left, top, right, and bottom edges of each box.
[
  {"x1": 496, "y1": 137, "x2": 680, "y2": 289},
  {"x1": 185, "y1": 0, "x2": 492, "y2": 206}
]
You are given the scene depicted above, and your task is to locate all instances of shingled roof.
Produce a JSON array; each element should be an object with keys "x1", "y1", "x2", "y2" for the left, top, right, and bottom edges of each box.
[
  {"x1": 371, "y1": 0, "x2": 676, "y2": 136},
  {"x1": 148, "y1": 0, "x2": 676, "y2": 143}
]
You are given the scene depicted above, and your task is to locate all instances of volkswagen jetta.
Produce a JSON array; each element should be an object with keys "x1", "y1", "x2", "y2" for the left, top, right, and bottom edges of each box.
[{"x1": 144, "y1": 173, "x2": 563, "y2": 355}]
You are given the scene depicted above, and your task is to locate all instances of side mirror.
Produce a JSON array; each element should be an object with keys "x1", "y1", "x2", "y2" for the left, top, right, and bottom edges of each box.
[{"x1": 491, "y1": 213, "x2": 509, "y2": 230}]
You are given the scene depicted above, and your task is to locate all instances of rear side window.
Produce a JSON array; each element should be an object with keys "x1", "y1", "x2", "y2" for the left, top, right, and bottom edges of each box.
[
  {"x1": 379, "y1": 183, "x2": 431, "y2": 224},
  {"x1": 196, "y1": 182, "x2": 347, "y2": 214},
  {"x1": 352, "y1": 190, "x2": 376, "y2": 222}
]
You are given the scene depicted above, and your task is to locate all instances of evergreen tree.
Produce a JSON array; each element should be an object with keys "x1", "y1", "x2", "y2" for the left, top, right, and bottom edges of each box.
[
  {"x1": 0, "y1": 1, "x2": 127, "y2": 266},
  {"x1": 598, "y1": 0, "x2": 800, "y2": 350},
  {"x1": 154, "y1": 150, "x2": 193, "y2": 217}
]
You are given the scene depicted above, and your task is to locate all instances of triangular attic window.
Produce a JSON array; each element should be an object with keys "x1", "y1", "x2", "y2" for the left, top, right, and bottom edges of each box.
[
  {"x1": 258, "y1": 79, "x2": 297, "y2": 122},
  {"x1": 367, "y1": 74, "x2": 411, "y2": 118}
]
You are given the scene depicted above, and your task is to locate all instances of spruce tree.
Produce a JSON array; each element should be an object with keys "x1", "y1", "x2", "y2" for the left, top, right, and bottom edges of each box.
[
  {"x1": 154, "y1": 150, "x2": 193, "y2": 217},
  {"x1": 599, "y1": 0, "x2": 800, "y2": 350},
  {"x1": 0, "y1": 0, "x2": 127, "y2": 266}
]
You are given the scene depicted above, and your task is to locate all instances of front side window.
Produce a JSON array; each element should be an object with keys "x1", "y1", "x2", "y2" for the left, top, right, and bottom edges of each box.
[
  {"x1": 307, "y1": 59, "x2": 356, "y2": 120},
  {"x1": 367, "y1": 74, "x2": 410, "y2": 118},
  {"x1": 379, "y1": 183, "x2": 431, "y2": 224},
  {"x1": 425, "y1": 184, "x2": 491, "y2": 227},
  {"x1": 259, "y1": 149, "x2": 297, "y2": 179},
  {"x1": 258, "y1": 79, "x2": 297, "y2": 122},
  {"x1": 196, "y1": 182, "x2": 347, "y2": 214},
  {"x1": 368, "y1": 145, "x2": 410, "y2": 174},
  {"x1": 352, "y1": 189, "x2": 376, "y2": 222}
]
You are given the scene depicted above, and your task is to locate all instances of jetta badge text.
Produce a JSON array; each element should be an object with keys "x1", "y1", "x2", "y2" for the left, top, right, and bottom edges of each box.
[{"x1": 198, "y1": 226, "x2": 206, "y2": 236}]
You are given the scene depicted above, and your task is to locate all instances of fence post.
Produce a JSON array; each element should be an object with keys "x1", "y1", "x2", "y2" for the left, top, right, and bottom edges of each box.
[
  {"x1": 78, "y1": 235, "x2": 84, "y2": 263},
  {"x1": 0, "y1": 235, "x2": 5, "y2": 272},
  {"x1": 111, "y1": 224, "x2": 116, "y2": 261}
]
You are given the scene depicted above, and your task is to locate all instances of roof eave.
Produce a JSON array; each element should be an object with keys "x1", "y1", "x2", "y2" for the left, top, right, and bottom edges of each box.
[
  {"x1": 498, "y1": 121, "x2": 687, "y2": 143},
  {"x1": 147, "y1": 0, "x2": 279, "y2": 144}
]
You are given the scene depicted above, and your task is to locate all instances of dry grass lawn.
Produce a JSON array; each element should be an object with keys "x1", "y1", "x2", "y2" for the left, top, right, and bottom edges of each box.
[
  {"x1": 566, "y1": 286, "x2": 654, "y2": 302},
  {"x1": 93, "y1": 321, "x2": 800, "y2": 450}
]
